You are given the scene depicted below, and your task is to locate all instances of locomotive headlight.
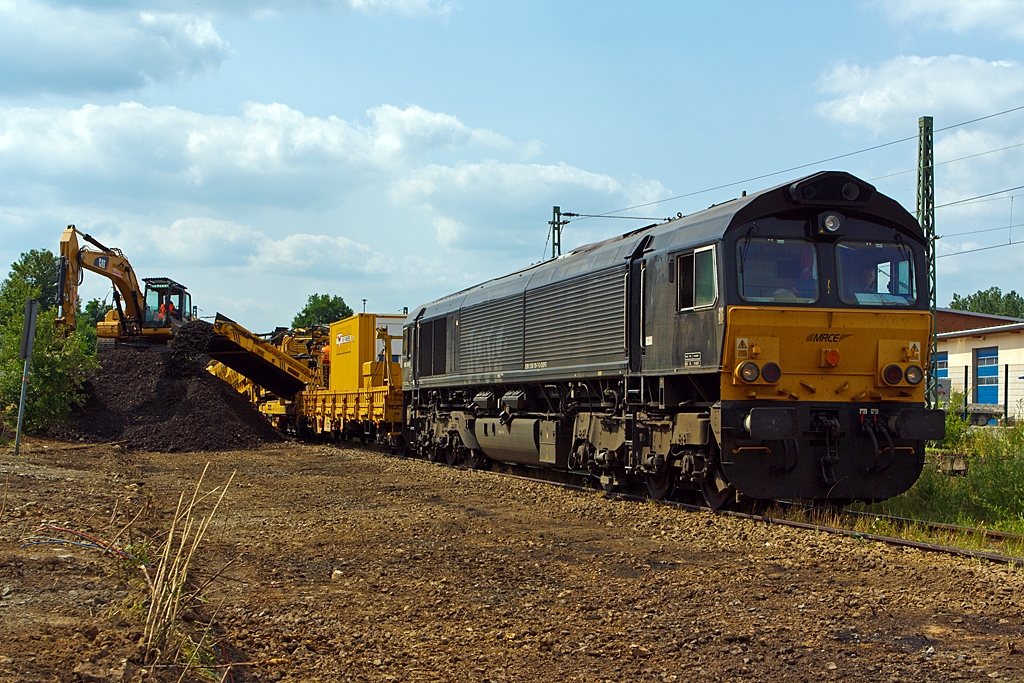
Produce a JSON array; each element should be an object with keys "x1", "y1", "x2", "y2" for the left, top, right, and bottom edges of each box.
[
  {"x1": 739, "y1": 362, "x2": 760, "y2": 383},
  {"x1": 904, "y1": 365, "x2": 924, "y2": 385},
  {"x1": 882, "y1": 363, "x2": 904, "y2": 385},
  {"x1": 761, "y1": 362, "x2": 782, "y2": 383},
  {"x1": 822, "y1": 213, "x2": 843, "y2": 232}
]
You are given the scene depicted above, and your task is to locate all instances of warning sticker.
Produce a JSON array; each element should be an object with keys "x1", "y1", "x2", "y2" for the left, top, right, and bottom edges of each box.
[
  {"x1": 736, "y1": 338, "x2": 748, "y2": 359},
  {"x1": 908, "y1": 341, "x2": 920, "y2": 359}
]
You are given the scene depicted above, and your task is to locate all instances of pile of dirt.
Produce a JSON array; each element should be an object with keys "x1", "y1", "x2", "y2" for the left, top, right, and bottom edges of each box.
[{"x1": 54, "y1": 321, "x2": 283, "y2": 452}]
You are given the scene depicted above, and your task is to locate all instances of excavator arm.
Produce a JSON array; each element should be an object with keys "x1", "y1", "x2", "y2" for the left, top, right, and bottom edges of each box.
[{"x1": 57, "y1": 225, "x2": 146, "y2": 334}]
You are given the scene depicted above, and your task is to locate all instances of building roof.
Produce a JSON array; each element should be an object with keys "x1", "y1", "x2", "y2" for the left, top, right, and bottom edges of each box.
[
  {"x1": 938, "y1": 320, "x2": 1024, "y2": 340},
  {"x1": 936, "y1": 308, "x2": 1024, "y2": 334}
]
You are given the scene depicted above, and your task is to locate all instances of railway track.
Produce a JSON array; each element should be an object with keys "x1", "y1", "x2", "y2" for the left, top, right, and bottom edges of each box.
[{"x1": 380, "y1": 449, "x2": 1024, "y2": 567}]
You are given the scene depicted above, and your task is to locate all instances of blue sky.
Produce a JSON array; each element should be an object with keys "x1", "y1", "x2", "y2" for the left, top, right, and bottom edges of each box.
[{"x1": 3, "y1": 0, "x2": 1024, "y2": 329}]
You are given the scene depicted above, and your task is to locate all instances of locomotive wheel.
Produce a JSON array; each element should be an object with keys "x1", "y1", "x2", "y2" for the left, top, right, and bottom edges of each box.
[
  {"x1": 700, "y1": 466, "x2": 734, "y2": 510},
  {"x1": 600, "y1": 472, "x2": 621, "y2": 494},
  {"x1": 427, "y1": 445, "x2": 442, "y2": 463},
  {"x1": 645, "y1": 470, "x2": 676, "y2": 501},
  {"x1": 445, "y1": 446, "x2": 463, "y2": 467},
  {"x1": 464, "y1": 449, "x2": 487, "y2": 470}
]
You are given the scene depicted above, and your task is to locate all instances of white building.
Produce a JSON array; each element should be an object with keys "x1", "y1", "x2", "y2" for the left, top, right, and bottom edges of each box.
[{"x1": 936, "y1": 309, "x2": 1024, "y2": 419}]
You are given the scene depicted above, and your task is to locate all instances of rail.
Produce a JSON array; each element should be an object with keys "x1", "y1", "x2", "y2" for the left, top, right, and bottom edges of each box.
[{"x1": 380, "y1": 449, "x2": 1024, "y2": 567}]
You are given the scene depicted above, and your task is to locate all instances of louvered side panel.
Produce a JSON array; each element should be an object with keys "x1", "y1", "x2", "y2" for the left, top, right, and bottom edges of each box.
[
  {"x1": 458, "y1": 295, "x2": 524, "y2": 374},
  {"x1": 525, "y1": 266, "x2": 626, "y2": 368}
]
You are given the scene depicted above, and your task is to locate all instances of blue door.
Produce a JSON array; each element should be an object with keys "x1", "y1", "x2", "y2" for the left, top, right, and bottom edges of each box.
[{"x1": 976, "y1": 347, "x2": 999, "y2": 404}]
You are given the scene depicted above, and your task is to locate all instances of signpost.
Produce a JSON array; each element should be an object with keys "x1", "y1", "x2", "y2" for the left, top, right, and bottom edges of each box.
[{"x1": 14, "y1": 298, "x2": 39, "y2": 456}]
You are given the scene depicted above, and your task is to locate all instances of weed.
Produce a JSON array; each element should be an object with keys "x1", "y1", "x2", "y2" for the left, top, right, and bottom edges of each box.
[{"x1": 140, "y1": 463, "x2": 235, "y2": 675}]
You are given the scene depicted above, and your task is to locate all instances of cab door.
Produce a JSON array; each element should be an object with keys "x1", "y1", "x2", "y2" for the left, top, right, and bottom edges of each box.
[{"x1": 627, "y1": 235, "x2": 652, "y2": 373}]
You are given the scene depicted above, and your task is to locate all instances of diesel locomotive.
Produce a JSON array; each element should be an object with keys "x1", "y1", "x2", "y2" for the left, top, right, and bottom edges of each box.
[{"x1": 401, "y1": 171, "x2": 945, "y2": 507}]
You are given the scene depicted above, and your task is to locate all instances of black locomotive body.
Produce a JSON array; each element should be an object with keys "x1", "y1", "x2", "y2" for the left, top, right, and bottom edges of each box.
[{"x1": 402, "y1": 171, "x2": 944, "y2": 507}]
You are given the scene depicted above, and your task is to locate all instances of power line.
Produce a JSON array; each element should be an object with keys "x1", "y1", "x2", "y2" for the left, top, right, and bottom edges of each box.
[
  {"x1": 936, "y1": 184, "x2": 1024, "y2": 209},
  {"x1": 869, "y1": 140, "x2": 1024, "y2": 182},
  {"x1": 940, "y1": 220, "x2": 1024, "y2": 239},
  {"x1": 937, "y1": 238, "x2": 1024, "y2": 258},
  {"x1": 934, "y1": 192, "x2": 1024, "y2": 208},
  {"x1": 576, "y1": 103, "x2": 1024, "y2": 221}
]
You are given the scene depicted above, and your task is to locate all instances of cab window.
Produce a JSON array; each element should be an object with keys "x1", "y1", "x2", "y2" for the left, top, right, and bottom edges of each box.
[
  {"x1": 677, "y1": 245, "x2": 718, "y2": 310},
  {"x1": 836, "y1": 241, "x2": 916, "y2": 306},
  {"x1": 736, "y1": 238, "x2": 818, "y2": 303},
  {"x1": 145, "y1": 288, "x2": 160, "y2": 323}
]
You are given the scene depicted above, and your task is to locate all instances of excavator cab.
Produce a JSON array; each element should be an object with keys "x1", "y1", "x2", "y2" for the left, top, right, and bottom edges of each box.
[{"x1": 142, "y1": 278, "x2": 193, "y2": 328}]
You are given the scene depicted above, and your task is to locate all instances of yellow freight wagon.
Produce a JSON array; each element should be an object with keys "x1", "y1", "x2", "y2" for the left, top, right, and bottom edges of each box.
[{"x1": 301, "y1": 313, "x2": 403, "y2": 447}]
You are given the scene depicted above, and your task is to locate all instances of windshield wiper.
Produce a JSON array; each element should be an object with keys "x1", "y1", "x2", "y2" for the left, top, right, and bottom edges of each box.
[{"x1": 739, "y1": 222, "x2": 759, "y2": 276}]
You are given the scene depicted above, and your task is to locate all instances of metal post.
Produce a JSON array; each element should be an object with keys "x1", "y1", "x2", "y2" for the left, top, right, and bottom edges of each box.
[
  {"x1": 14, "y1": 298, "x2": 39, "y2": 456},
  {"x1": 549, "y1": 206, "x2": 562, "y2": 259},
  {"x1": 1005, "y1": 363, "x2": 1010, "y2": 423},
  {"x1": 917, "y1": 115, "x2": 937, "y2": 407},
  {"x1": 963, "y1": 365, "x2": 969, "y2": 422}
]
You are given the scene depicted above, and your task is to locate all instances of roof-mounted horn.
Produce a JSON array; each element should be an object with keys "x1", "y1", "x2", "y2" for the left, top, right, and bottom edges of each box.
[{"x1": 789, "y1": 171, "x2": 874, "y2": 207}]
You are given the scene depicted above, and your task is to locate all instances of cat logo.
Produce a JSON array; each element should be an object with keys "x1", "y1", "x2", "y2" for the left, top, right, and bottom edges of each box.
[
  {"x1": 93, "y1": 256, "x2": 109, "y2": 270},
  {"x1": 736, "y1": 338, "x2": 748, "y2": 359}
]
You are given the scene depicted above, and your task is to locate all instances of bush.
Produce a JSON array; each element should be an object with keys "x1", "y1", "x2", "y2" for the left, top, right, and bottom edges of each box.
[
  {"x1": 0, "y1": 308, "x2": 98, "y2": 434},
  {"x1": 938, "y1": 391, "x2": 970, "y2": 452},
  {"x1": 869, "y1": 418, "x2": 1024, "y2": 529}
]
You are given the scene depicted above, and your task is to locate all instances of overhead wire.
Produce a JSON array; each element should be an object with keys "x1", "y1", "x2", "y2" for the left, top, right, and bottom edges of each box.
[
  {"x1": 938, "y1": 239, "x2": 1024, "y2": 259},
  {"x1": 935, "y1": 184, "x2": 1024, "y2": 209},
  {"x1": 940, "y1": 221, "x2": 1024, "y2": 239},
  {"x1": 868, "y1": 139, "x2": 1024, "y2": 182},
  {"x1": 570, "y1": 102, "x2": 1024, "y2": 222}
]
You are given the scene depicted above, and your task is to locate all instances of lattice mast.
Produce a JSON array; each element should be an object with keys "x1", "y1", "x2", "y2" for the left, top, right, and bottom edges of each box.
[
  {"x1": 549, "y1": 206, "x2": 563, "y2": 259},
  {"x1": 916, "y1": 115, "x2": 937, "y2": 406}
]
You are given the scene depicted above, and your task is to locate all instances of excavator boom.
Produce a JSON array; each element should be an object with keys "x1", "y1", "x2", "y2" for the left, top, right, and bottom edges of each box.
[{"x1": 56, "y1": 224, "x2": 193, "y2": 345}]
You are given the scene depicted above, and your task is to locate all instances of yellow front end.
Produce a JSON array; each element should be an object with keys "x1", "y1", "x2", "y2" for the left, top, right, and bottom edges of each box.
[
  {"x1": 721, "y1": 307, "x2": 931, "y2": 403},
  {"x1": 715, "y1": 306, "x2": 937, "y2": 502}
]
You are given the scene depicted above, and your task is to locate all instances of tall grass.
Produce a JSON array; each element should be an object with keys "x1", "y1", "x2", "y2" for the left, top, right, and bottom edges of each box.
[
  {"x1": 141, "y1": 464, "x2": 235, "y2": 675},
  {"x1": 858, "y1": 404, "x2": 1024, "y2": 532}
]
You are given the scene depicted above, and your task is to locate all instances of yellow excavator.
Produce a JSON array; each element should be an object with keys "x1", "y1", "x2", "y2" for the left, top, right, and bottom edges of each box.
[{"x1": 56, "y1": 224, "x2": 196, "y2": 348}]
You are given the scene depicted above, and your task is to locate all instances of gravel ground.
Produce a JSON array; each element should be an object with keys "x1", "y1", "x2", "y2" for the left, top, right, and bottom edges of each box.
[{"x1": 1, "y1": 440, "x2": 1022, "y2": 682}]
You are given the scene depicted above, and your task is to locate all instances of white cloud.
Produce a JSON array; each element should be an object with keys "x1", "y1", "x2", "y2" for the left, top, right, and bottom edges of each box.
[
  {"x1": 345, "y1": 0, "x2": 451, "y2": 17},
  {"x1": 99, "y1": 217, "x2": 258, "y2": 267},
  {"x1": 815, "y1": 55, "x2": 1024, "y2": 134},
  {"x1": 0, "y1": 101, "x2": 518, "y2": 202},
  {"x1": 252, "y1": 233, "x2": 388, "y2": 274},
  {"x1": 0, "y1": 1, "x2": 229, "y2": 94},
  {"x1": 393, "y1": 160, "x2": 629, "y2": 205},
  {"x1": 875, "y1": 0, "x2": 1024, "y2": 40},
  {"x1": 0, "y1": 0, "x2": 450, "y2": 95},
  {"x1": 0, "y1": 99, "x2": 671, "y2": 328},
  {"x1": 45, "y1": 0, "x2": 451, "y2": 18},
  {"x1": 433, "y1": 216, "x2": 466, "y2": 247},
  {"x1": 368, "y1": 104, "x2": 514, "y2": 160}
]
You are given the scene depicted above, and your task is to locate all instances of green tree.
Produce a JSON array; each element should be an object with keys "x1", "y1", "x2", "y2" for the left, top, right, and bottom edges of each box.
[
  {"x1": 948, "y1": 287, "x2": 1024, "y2": 319},
  {"x1": 82, "y1": 298, "x2": 112, "y2": 325},
  {"x1": 292, "y1": 293, "x2": 354, "y2": 328},
  {"x1": 0, "y1": 249, "x2": 59, "y2": 323},
  {"x1": 0, "y1": 307, "x2": 98, "y2": 434},
  {"x1": 0, "y1": 277, "x2": 40, "y2": 327},
  {"x1": 0, "y1": 250, "x2": 97, "y2": 435}
]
